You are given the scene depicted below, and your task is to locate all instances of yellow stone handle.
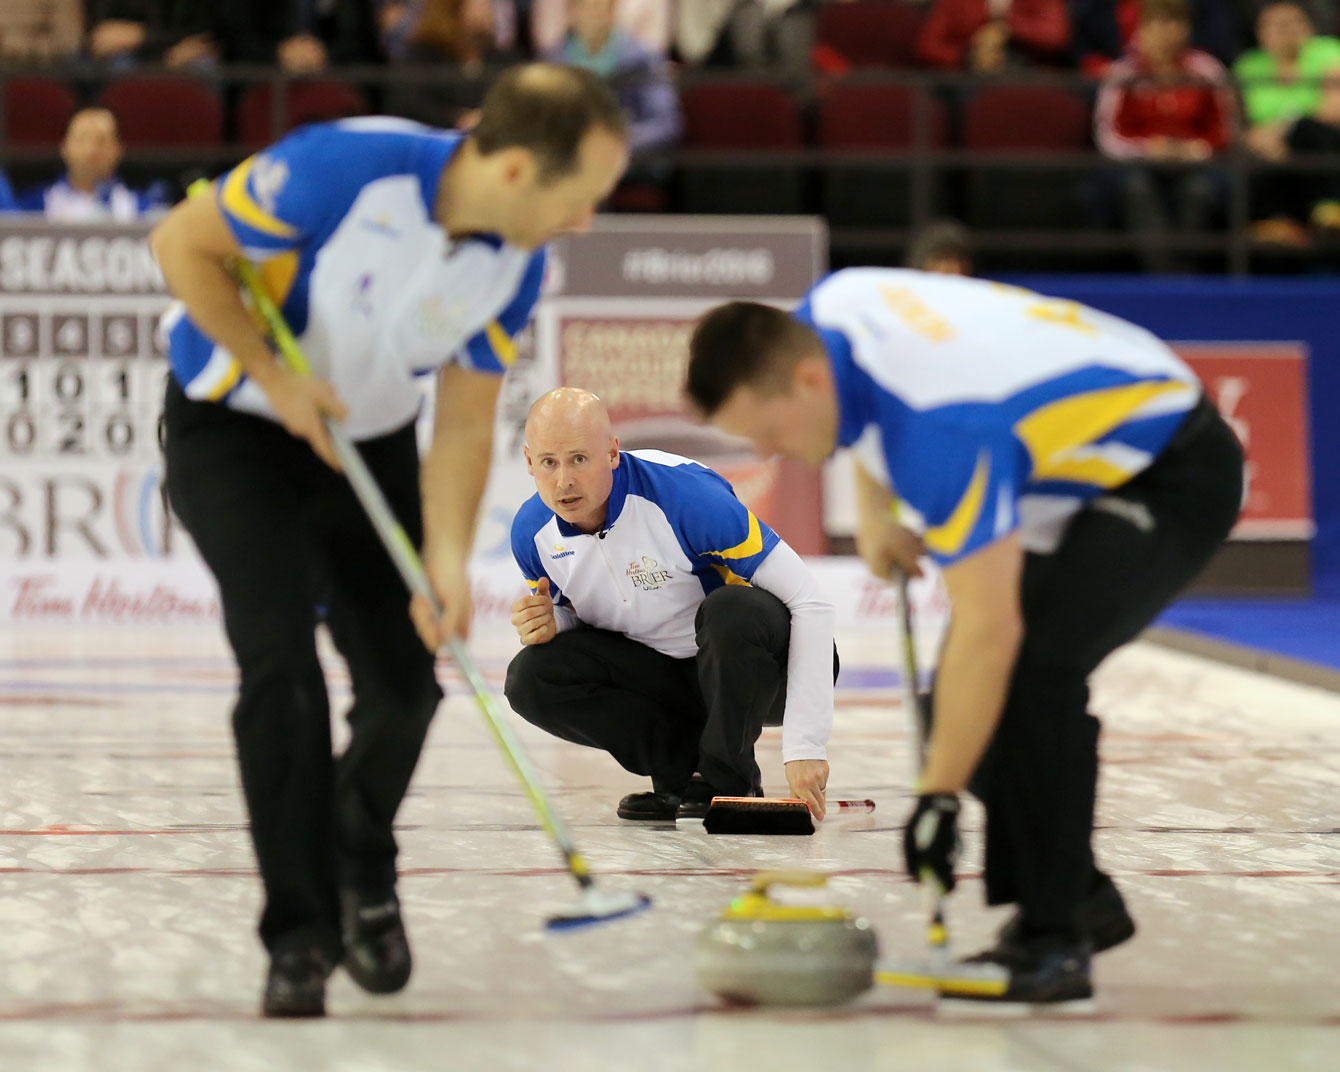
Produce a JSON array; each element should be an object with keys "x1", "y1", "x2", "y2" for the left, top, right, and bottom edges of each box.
[{"x1": 749, "y1": 870, "x2": 829, "y2": 897}]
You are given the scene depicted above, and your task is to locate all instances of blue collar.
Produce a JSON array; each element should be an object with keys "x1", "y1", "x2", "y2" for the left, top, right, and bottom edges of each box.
[
  {"x1": 553, "y1": 453, "x2": 631, "y2": 538},
  {"x1": 794, "y1": 303, "x2": 874, "y2": 451},
  {"x1": 415, "y1": 132, "x2": 505, "y2": 250}
]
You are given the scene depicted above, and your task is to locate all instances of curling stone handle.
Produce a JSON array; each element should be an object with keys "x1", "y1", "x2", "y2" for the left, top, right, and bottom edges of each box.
[{"x1": 749, "y1": 870, "x2": 829, "y2": 896}]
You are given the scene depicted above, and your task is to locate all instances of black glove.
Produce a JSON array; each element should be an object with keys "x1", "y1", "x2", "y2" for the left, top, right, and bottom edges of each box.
[{"x1": 903, "y1": 792, "x2": 961, "y2": 893}]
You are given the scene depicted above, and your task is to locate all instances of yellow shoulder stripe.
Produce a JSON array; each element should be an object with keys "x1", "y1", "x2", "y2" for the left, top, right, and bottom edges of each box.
[
  {"x1": 924, "y1": 451, "x2": 990, "y2": 558},
  {"x1": 485, "y1": 320, "x2": 518, "y2": 366},
  {"x1": 206, "y1": 359, "x2": 242, "y2": 400},
  {"x1": 1014, "y1": 381, "x2": 1189, "y2": 472},
  {"x1": 716, "y1": 511, "x2": 764, "y2": 560},
  {"x1": 220, "y1": 156, "x2": 298, "y2": 240},
  {"x1": 710, "y1": 563, "x2": 751, "y2": 587}
]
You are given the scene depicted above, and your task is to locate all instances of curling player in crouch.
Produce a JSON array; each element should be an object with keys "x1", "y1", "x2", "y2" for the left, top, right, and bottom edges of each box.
[{"x1": 504, "y1": 387, "x2": 840, "y2": 822}]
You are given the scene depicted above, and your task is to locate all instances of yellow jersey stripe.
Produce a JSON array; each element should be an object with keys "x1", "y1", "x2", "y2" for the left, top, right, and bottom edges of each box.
[
  {"x1": 220, "y1": 157, "x2": 299, "y2": 240},
  {"x1": 716, "y1": 511, "x2": 764, "y2": 560},
  {"x1": 710, "y1": 563, "x2": 751, "y2": 587},
  {"x1": 485, "y1": 320, "x2": 519, "y2": 367},
  {"x1": 1034, "y1": 453, "x2": 1140, "y2": 488},
  {"x1": 206, "y1": 359, "x2": 243, "y2": 400},
  {"x1": 924, "y1": 451, "x2": 990, "y2": 557},
  {"x1": 1014, "y1": 380, "x2": 1187, "y2": 473}
]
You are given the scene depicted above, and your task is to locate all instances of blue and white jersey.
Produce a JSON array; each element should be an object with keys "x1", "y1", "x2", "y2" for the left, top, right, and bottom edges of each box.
[
  {"x1": 160, "y1": 118, "x2": 545, "y2": 439},
  {"x1": 511, "y1": 450, "x2": 780, "y2": 660},
  {"x1": 18, "y1": 175, "x2": 166, "y2": 221},
  {"x1": 802, "y1": 268, "x2": 1202, "y2": 565}
]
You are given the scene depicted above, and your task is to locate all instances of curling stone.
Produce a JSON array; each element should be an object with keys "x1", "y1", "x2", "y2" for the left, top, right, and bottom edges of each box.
[{"x1": 694, "y1": 871, "x2": 878, "y2": 1006}]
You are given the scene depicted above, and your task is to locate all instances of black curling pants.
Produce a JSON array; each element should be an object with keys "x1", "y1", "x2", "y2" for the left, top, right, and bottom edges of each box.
[
  {"x1": 163, "y1": 380, "x2": 442, "y2": 960},
  {"x1": 969, "y1": 396, "x2": 1244, "y2": 942},
  {"x1": 505, "y1": 585, "x2": 823, "y2": 797}
]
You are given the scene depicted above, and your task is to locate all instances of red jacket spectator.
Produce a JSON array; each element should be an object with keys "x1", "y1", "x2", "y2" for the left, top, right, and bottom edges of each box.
[
  {"x1": 916, "y1": 0, "x2": 1071, "y2": 70},
  {"x1": 1094, "y1": 48, "x2": 1235, "y2": 158}
]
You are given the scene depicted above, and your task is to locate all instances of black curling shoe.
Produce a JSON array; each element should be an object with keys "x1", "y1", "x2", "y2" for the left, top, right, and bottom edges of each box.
[
  {"x1": 995, "y1": 873, "x2": 1136, "y2": 958},
  {"x1": 342, "y1": 892, "x2": 412, "y2": 995},
  {"x1": 262, "y1": 945, "x2": 333, "y2": 1018},
  {"x1": 617, "y1": 790, "x2": 681, "y2": 821}
]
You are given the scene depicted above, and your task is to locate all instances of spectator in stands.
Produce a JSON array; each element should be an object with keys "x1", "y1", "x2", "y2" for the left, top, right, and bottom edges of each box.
[
  {"x1": 84, "y1": 1, "x2": 216, "y2": 67},
  {"x1": 385, "y1": 0, "x2": 520, "y2": 128},
  {"x1": 1068, "y1": 0, "x2": 1238, "y2": 73},
  {"x1": 905, "y1": 218, "x2": 975, "y2": 274},
  {"x1": 1235, "y1": 0, "x2": 1340, "y2": 239},
  {"x1": 15, "y1": 108, "x2": 167, "y2": 222},
  {"x1": 533, "y1": 0, "x2": 666, "y2": 55},
  {"x1": 1093, "y1": 0, "x2": 1236, "y2": 271},
  {"x1": 378, "y1": 0, "x2": 519, "y2": 61},
  {"x1": 0, "y1": 0, "x2": 83, "y2": 61},
  {"x1": 545, "y1": 0, "x2": 681, "y2": 155},
  {"x1": 676, "y1": 0, "x2": 812, "y2": 75},
  {"x1": 916, "y1": 0, "x2": 1071, "y2": 72}
]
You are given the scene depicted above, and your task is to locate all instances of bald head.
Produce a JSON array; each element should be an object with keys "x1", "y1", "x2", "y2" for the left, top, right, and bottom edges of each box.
[
  {"x1": 524, "y1": 388, "x2": 620, "y2": 533},
  {"x1": 526, "y1": 387, "x2": 612, "y2": 443}
]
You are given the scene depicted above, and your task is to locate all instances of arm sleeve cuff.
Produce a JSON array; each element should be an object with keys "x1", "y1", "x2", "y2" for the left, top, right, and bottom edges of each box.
[{"x1": 749, "y1": 541, "x2": 835, "y2": 763}]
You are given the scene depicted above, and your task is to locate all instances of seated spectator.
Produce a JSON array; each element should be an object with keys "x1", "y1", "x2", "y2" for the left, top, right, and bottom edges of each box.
[
  {"x1": 379, "y1": 0, "x2": 518, "y2": 61},
  {"x1": 0, "y1": 0, "x2": 82, "y2": 61},
  {"x1": 1235, "y1": 0, "x2": 1340, "y2": 239},
  {"x1": 546, "y1": 0, "x2": 681, "y2": 154},
  {"x1": 676, "y1": 0, "x2": 812, "y2": 74},
  {"x1": 84, "y1": 1, "x2": 216, "y2": 67},
  {"x1": 905, "y1": 218, "x2": 975, "y2": 274},
  {"x1": 385, "y1": 0, "x2": 520, "y2": 128},
  {"x1": 916, "y1": 0, "x2": 1071, "y2": 73},
  {"x1": 15, "y1": 108, "x2": 167, "y2": 222},
  {"x1": 1069, "y1": 0, "x2": 1238, "y2": 73},
  {"x1": 533, "y1": 0, "x2": 666, "y2": 55},
  {"x1": 1093, "y1": 0, "x2": 1235, "y2": 270}
]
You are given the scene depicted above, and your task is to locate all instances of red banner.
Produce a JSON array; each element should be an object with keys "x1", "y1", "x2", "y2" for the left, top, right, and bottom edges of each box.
[{"x1": 1175, "y1": 343, "x2": 1313, "y2": 539}]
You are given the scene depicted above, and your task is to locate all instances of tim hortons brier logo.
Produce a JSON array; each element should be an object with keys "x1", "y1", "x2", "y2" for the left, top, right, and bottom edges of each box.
[{"x1": 626, "y1": 556, "x2": 671, "y2": 591}]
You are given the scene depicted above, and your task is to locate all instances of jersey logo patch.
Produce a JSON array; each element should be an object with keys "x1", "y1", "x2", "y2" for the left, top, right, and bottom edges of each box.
[
  {"x1": 251, "y1": 156, "x2": 289, "y2": 216},
  {"x1": 626, "y1": 556, "x2": 672, "y2": 591}
]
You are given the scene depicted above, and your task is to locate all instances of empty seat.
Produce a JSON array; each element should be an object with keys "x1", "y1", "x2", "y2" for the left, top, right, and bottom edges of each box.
[
  {"x1": 961, "y1": 84, "x2": 1093, "y2": 234},
  {"x1": 98, "y1": 77, "x2": 223, "y2": 148},
  {"x1": 678, "y1": 81, "x2": 805, "y2": 215},
  {"x1": 815, "y1": 1, "x2": 925, "y2": 69},
  {"x1": 237, "y1": 81, "x2": 369, "y2": 147},
  {"x1": 818, "y1": 83, "x2": 946, "y2": 227},
  {"x1": 4, "y1": 76, "x2": 78, "y2": 147}
]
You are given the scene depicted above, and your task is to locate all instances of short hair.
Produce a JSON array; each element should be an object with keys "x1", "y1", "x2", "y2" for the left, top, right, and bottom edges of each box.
[
  {"x1": 471, "y1": 64, "x2": 627, "y2": 182},
  {"x1": 905, "y1": 219, "x2": 972, "y2": 270},
  {"x1": 1140, "y1": 0, "x2": 1190, "y2": 21},
  {"x1": 1257, "y1": 0, "x2": 1314, "y2": 21},
  {"x1": 685, "y1": 302, "x2": 821, "y2": 415}
]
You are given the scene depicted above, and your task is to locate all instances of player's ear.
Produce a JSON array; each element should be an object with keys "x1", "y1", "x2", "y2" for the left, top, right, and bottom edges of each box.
[
  {"x1": 523, "y1": 443, "x2": 534, "y2": 474},
  {"x1": 792, "y1": 354, "x2": 827, "y2": 395},
  {"x1": 497, "y1": 147, "x2": 537, "y2": 189},
  {"x1": 609, "y1": 435, "x2": 620, "y2": 467}
]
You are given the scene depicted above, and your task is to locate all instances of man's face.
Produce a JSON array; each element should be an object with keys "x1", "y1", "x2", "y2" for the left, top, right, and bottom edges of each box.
[
  {"x1": 62, "y1": 110, "x2": 122, "y2": 186},
  {"x1": 1138, "y1": 15, "x2": 1190, "y2": 65},
  {"x1": 706, "y1": 359, "x2": 839, "y2": 467},
  {"x1": 1258, "y1": 3, "x2": 1311, "y2": 59},
  {"x1": 525, "y1": 419, "x2": 620, "y2": 533},
  {"x1": 498, "y1": 126, "x2": 628, "y2": 249},
  {"x1": 572, "y1": 0, "x2": 617, "y2": 48}
]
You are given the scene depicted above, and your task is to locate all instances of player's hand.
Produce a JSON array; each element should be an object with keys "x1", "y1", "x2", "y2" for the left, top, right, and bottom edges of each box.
[
  {"x1": 511, "y1": 577, "x2": 557, "y2": 645},
  {"x1": 903, "y1": 792, "x2": 961, "y2": 893},
  {"x1": 410, "y1": 560, "x2": 473, "y2": 651},
  {"x1": 785, "y1": 759, "x2": 830, "y2": 821},
  {"x1": 855, "y1": 517, "x2": 925, "y2": 580},
  {"x1": 263, "y1": 367, "x2": 348, "y2": 470}
]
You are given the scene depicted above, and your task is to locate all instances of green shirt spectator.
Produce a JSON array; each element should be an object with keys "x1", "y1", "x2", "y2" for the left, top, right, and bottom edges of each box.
[{"x1": 1236, "y1": 33, "x2": 1340, "y2": 125}]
